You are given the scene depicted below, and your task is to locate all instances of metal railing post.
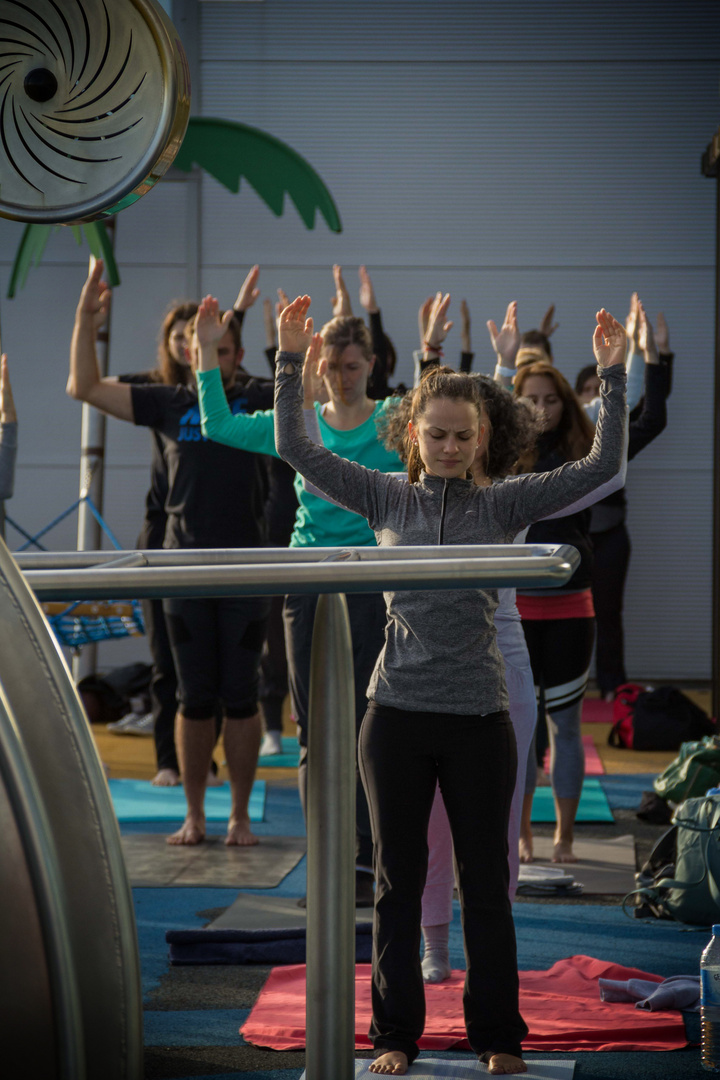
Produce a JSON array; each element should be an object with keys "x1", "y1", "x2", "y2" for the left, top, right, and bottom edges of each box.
[{"x1": 306, "y1": 592, "x2": 356, "y2": 1080}]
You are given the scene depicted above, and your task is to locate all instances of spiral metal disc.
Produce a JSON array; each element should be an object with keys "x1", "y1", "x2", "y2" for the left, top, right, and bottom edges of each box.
[{"x1": 0, "y1": 0, "x2": 190, "y2": 224}]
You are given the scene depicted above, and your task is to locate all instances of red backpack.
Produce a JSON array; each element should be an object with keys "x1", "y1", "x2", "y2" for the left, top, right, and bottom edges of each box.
[{"x1": 608, "y1": 683, "x2": 646, "y2": 749}]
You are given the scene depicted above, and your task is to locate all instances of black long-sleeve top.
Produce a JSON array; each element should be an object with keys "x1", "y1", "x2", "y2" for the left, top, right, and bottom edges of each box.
[{"x1": 590, "y1": 352, "x2": 672, "y2": 532}]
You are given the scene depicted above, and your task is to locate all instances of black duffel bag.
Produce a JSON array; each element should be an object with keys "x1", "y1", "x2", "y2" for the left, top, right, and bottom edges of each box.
[{"x1": 609, "y1": 684, "x2": 716, "y2": 752}]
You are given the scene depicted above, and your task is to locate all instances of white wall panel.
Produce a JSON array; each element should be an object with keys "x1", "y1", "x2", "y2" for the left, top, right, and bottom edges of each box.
[
  {"x1": 199, "y1": 61, "x2": 717, "y2": 269},
  {"x1": 624, "y1": 468, "x2": 713, "y2": 679}
]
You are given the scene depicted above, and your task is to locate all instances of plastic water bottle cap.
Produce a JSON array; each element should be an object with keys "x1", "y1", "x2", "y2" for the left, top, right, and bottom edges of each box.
[{"x1": 713, "y1": 924, "x2": 720, "y2": 936}]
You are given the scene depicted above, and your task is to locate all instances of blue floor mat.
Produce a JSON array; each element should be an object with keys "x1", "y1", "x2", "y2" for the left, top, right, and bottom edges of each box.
[
  {"x1": 599, "y1": 773, "x2": 659, "y2": 810},
  {"x1": 531, "y1": 778, "x2": 613, "y2": 822},
  {"x1": 258, "y1": 736, "x2": 300, "y2": 767},
  {"x1": 109, "y1": 778, "x2": 265, "y2": 822}
]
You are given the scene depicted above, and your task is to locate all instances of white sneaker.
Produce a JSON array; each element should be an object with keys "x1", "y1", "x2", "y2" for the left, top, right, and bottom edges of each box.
[
  {"x1": 107, "y1": 712, "x2": 155, "y2": 736},
  {"x1": 259, "y1": 730, "x2": 283, "y2": 756}
]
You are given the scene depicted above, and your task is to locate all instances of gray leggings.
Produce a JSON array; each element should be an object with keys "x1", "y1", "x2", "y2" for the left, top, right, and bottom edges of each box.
[{"x1": 522, "y1": 616, "x2": 594, "y2": 800}]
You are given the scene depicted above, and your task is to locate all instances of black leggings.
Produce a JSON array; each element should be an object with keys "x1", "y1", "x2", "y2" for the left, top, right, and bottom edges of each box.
[
  {"x1": 358, "y1": 702, "x2": 527, "y2": 1062},
  {"x1": 590, "y1": 523, "x2": 631, "y2": 695}
]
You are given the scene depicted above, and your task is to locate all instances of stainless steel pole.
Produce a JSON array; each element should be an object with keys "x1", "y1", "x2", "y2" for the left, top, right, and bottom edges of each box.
[
  {"x1": 16, "y1": 542, "x2": 573, "y2": 569},
  {"x1": 74, "y1": 229, "x2": 116, "y2": 684},
  {"x1": 305, "y1": 592, "x2": 356, "y2": 1080},
  {"x1": 21, "y1": 546, "x2": 581, "y2": 601}
]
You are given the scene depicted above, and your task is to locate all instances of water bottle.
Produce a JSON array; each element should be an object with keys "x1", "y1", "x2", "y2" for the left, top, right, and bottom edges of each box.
[{"x1": 701, "y1": 924, "x2": 720, "y2": 1071}]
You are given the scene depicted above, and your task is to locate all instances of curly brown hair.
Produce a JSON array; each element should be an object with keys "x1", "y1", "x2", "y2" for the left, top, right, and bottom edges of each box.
[
  {"x1": 377, "y1": 370, "x2": 540, "y2": 481},
  {"x1": 514, "y1": 362, "x2": 594, "y2": 470}
]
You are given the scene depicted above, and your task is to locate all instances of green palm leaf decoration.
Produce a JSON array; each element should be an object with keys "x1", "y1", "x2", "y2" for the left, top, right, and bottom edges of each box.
[
  {"x1": 7, "y1": 116, "x2": 342, "y2": 297},
  {"x1": 8, "y1": 221, "x2": 120, "y2": 298},
  {"x1": 173, "y1": 117, "x2": 342, "y2": 233}
]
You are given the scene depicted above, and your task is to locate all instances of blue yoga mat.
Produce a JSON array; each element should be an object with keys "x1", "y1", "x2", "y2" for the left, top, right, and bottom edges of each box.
[
  {"x1": 531, "y1": 778, "x2": 613, "y2": 823},
  {"x1": 257, "y1": 736, "x2": 300, "y2": 768},
  {"x1": 108, "y1": 778, "x2": 266, "y2": 822}
]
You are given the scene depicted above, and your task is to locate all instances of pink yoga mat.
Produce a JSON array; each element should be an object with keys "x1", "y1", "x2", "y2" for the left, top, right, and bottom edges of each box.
[
  {"x1": 240, "y1": 955, "x2": 687, "y2": 1053},
  {"x1": 544, "y1": 734, "x2": 604, "y2": 776}
]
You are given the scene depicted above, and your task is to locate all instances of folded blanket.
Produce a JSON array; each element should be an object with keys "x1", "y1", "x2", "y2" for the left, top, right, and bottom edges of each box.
[{"x1": 599, "y1": 975, "x2": 700, "y2": 1012}]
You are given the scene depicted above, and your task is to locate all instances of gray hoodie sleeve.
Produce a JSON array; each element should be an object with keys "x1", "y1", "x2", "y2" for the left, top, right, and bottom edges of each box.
[
  {"x1": 274, "y1": 351, "x2": 397, "y2": 529},
  {"x1": 0, "y1": 421, "x2": 18, "y2": 500},
  {"x1": 490, "y1": 363, "x2": 627, "y2": 534}
]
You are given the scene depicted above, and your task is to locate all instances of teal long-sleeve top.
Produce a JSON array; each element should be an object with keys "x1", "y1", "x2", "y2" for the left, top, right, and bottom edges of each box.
[{"x1": 196, "y1": 366, "x2": 403, "y2": 548}]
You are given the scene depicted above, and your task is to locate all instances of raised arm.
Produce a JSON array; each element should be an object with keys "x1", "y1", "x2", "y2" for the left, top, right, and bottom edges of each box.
[
  {"x1": 493, "y1": 309, "x2": 628, "y2": 531},
  {"x1": 330, "y1": 264, "x2": 353, "y2": 318},
  {"x1": 584, "y1": 292, "x2": 643, "y2": 421},
  {"x1": 487, "y1": 301, "x2": 520, "y2": 387},
  {"x1": 359, "y1": 265, "x2": 389, "y2": 392},
  {"x1": 459, "y1": 299, "x2": 474, "y2": 373},
  {"x1": 274, "y1": 296, "x2": 395, "y2": 524},
  {"x1": 233, "y1": 264, "x2": 261, "y2": 315},
  {"x1": 193, "y1": 294, "x2": 277, "y2": 454},
  {"x1": 627, "y1": 303, "x2": 669, "y2": 460},
  {"x1": 67, "y1": 260, "x2": 134, "y2": 421}
]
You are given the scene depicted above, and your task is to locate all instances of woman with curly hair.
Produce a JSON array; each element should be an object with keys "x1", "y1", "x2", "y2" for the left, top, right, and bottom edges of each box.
[
  {"x1": 274, "y1": 293, "x2": 627, "y2": 1076},
  {"x1": 374, "y1": 372, "x2": 623, "y2": 983}
]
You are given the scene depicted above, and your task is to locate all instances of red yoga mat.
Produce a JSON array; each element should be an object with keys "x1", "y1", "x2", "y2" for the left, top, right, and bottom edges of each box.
[
  {"x1": 240, "y1": 955, "x2": 688, "y2": 1053},
  {"x1": 543, "y1": 734, "x2": 604, "y2": 776}
]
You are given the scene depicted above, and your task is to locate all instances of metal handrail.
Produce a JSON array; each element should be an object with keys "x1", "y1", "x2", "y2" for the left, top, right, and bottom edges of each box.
[
  {"x1": 20, "y1": 544, "x2": 580, "y2": 601},
  {"x1": 15, "y1": 542, "x2": 575, "y2": 569}
]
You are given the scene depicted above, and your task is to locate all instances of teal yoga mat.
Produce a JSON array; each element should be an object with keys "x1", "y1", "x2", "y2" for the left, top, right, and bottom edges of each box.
[
  {"x1": 258, "y1": 736, "x2": 300, "y2": 768},
  {"x1": 108, "y1": 778, "x2": 266, "y2": 822},
  {"x1": 531, "y1": 778, "x2": 613, "y2": 823}
]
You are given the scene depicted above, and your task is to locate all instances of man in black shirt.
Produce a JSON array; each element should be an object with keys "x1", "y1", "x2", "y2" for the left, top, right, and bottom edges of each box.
[{"x1": 68, "y1": 261, "x2": 271, "y2": 847}]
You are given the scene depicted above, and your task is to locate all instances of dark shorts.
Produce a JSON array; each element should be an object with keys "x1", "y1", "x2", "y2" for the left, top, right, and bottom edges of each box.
[{"x1": 163, "y1": 596, "x2": 270, "y2": 719}]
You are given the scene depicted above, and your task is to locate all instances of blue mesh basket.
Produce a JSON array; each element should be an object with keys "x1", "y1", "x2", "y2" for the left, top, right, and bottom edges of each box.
[
  {"x1": 7, "y1": 494, "x2": 146, "y2": 650},
  {"x1": 43, "y1": 599, "x2": 145, "y2": 649}
]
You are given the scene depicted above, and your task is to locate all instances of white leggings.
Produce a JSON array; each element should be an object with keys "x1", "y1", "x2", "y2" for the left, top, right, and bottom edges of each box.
[{"x1": 420, "y1": 629, "x2": 537, "y2": 926}]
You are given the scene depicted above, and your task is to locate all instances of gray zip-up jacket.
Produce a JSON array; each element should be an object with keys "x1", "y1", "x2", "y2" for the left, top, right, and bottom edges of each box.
[{"x1": 275, "y1": 355, "x2": 626, "y2": 716}]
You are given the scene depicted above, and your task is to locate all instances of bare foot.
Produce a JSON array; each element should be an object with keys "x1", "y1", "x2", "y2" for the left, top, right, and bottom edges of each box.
[
  {"x1": 152, "y1": 768, "x2": 180, "y2": 787},
  {"x1": 206, "y1": 770, "x2": 224, "y2": 788},
  {"x1": 552, "y1": 839, "x2": 577, "y2": 863},
  {"x1": 483, "y1": 1051, "x2": 527, "y2": 1074},
  {"x1": 518, "y1": 836, "x2": 533, "y2": 864},
  {"x1": 167, "y1": 815, "x2": 205, "y2": 845},
  {"x1": 225, "y1": 817, "x2": 259, "y2": 847},
  {"x1": 369, "y1": 1050, "x2": 408, "y2": 1074}
]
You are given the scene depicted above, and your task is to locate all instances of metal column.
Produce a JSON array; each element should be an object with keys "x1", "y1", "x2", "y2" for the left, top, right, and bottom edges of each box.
[{"x1": 305, "y1": 593, "x2": 356, "y2": 1080}]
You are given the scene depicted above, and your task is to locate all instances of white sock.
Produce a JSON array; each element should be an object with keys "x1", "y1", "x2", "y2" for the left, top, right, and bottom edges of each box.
[{"x1": 421, "y1": 922, "x2": 451, "y2": 983}]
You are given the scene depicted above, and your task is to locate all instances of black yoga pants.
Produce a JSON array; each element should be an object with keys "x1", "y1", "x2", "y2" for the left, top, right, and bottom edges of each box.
[
  {"x1": 358, "y1": 701, "x2": 527, "y2": 1063},
  {"x1": 590, "y1": 522, "x2": 631, "y2": 696}
]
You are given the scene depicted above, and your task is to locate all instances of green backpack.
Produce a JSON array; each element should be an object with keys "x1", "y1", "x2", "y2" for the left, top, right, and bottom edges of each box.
[
  {"x1": 653, "y1": 736, "x2": 720, "y2": 804},
  {"x1": 624, "y1": 795, "x2": 720, "y2": 926}
]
